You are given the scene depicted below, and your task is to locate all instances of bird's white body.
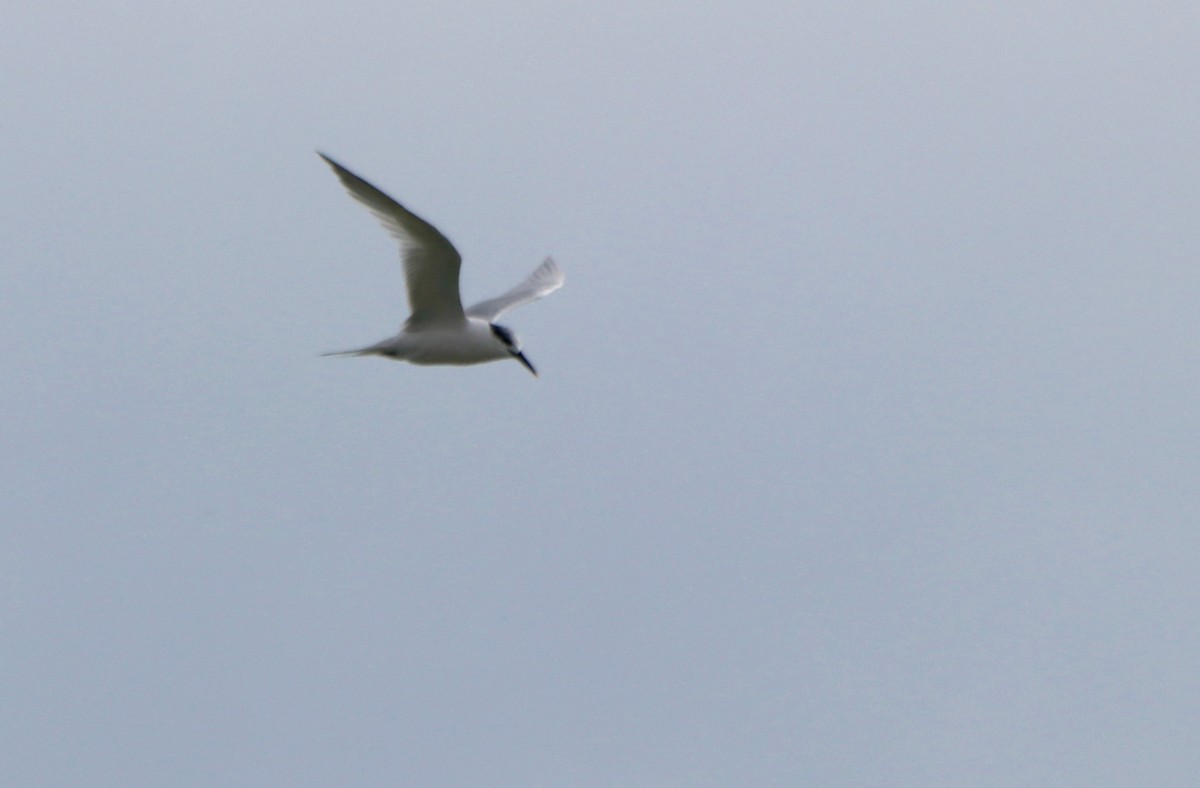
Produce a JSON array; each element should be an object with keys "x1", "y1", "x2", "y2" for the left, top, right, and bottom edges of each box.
[
  {"x1": 342, "y1": 317, "x2": 512, "y2": 365},
  {"x1": 318, "y1": 153, "x2": 563, "y2": 376}
]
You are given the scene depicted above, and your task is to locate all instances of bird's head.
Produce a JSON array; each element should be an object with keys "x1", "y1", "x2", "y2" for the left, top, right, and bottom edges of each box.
[{"x1": 489, "y1": 323, "x2": 537, "y2": 376}]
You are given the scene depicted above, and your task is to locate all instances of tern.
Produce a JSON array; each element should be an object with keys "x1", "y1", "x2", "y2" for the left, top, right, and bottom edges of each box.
[{"x1": 318, "y1": 153, "x2": 563, "y2": 376}]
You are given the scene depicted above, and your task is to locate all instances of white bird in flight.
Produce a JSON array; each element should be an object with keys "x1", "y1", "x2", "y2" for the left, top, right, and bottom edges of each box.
[{"x1": 318, "y1": 153, "x2": 563, "y2": 376}]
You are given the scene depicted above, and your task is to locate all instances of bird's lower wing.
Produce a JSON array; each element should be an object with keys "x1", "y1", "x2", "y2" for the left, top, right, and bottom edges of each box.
[{"x1": 466, "y1": 257, "x2": 564, "y2": 321}]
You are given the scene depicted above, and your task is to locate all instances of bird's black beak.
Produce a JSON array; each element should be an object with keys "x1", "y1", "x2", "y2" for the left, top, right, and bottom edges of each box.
[{"x1": 513, "y1": 351, "x2": 537, "y2": 377}]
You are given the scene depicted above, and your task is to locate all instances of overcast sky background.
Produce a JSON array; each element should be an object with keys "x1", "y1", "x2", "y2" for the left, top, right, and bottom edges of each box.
[{"x1": 3, "y1": 2, "x2": 1198, "y2": 785}]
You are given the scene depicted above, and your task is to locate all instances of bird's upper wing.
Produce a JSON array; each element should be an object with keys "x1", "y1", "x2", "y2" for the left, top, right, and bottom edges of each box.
[
  {"x1": 319, "y1": 153, "x2": 464, "y2": 327},
  {"x1": 466, "y1": 257, "x2": 564, "y2": 321}
]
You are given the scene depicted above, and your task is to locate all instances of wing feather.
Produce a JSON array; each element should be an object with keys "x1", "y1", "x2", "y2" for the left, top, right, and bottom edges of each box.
[
  {"x1": 319, "y1": 153, "x2": 464, "y2": 327},
  {"x1": 466, "y1": 257, "x2": 564, "y2": 321}
]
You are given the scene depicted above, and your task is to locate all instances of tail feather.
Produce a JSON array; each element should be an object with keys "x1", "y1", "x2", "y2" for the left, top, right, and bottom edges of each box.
[{"x1": 320, "y1": 348, "x2": 372, "y2": 357}]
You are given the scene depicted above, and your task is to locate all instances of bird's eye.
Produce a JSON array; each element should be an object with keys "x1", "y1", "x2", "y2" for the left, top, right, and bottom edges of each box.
[{"x1": 489, "y1": 323, "x2": 516, "y2": 347}]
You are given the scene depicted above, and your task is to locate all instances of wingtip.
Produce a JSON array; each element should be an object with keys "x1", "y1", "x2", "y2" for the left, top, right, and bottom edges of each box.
[
  {"x1": 542, "y1": 256, "x2": 565, "y2": 289},
  {"x1": 316, "y1": 151, "x2": 342, "y2": 170}
]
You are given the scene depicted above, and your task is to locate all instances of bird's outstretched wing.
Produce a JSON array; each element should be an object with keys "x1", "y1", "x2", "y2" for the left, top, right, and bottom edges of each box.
[
  {"x1": 466, "y1": 257, "x2": 564, "y2": 321},
  {"x1": 319, "y1": 153, "x2": 465, "y2": 327}
]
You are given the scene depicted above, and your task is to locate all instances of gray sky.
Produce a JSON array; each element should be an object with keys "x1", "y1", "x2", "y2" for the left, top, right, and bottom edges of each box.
[{"x1": 3, "y1": 2, "x2": 1198, "y2": 785}]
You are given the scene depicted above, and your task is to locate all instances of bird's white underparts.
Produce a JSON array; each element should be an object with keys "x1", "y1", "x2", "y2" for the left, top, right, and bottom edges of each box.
[{"x1": 318, "y1": 153, "x2": 563, "y2": 376}]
